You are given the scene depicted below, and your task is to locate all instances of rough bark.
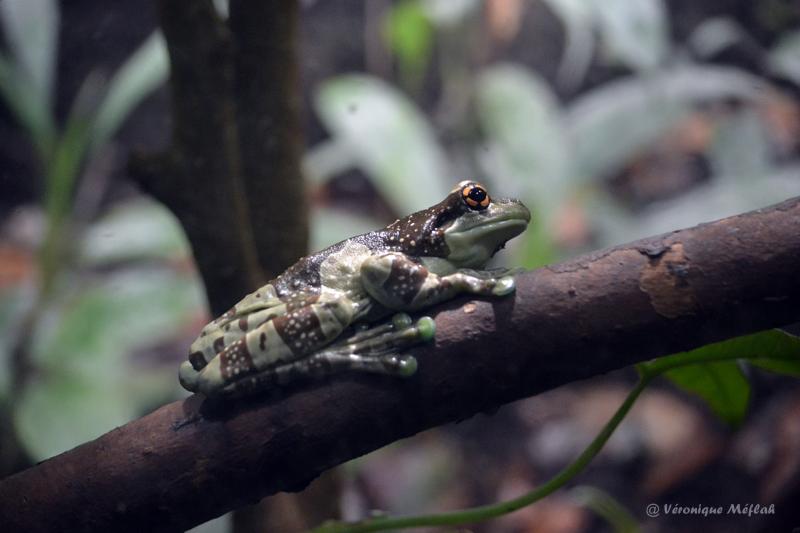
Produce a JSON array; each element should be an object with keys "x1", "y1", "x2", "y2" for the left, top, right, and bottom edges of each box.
[
  {"x1": 0, "y1": 198, "x2": 798, "y2": 533},
  {"x1": 130, "y1": 0, "x2": 307, "y2": 314},
  {"x1": 135, "y1": 0, "x2": 263, "y2": 314},
  {"x1": 229, "y1": 0, "x2": 307, "y2": 280}
]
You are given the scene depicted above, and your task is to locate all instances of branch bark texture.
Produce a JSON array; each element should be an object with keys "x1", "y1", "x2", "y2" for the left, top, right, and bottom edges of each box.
[
  {"x1": 1, "y1": 198, "x2": 798, "y2": 532},
  {"x1": 131, "y1": 0, "x2": 307, "y2": 314}
]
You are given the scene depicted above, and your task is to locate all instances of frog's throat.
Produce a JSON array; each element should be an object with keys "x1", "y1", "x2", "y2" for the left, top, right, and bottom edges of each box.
[{"x1": 443, "y1": 209, "x2": 529, "y2": 268}]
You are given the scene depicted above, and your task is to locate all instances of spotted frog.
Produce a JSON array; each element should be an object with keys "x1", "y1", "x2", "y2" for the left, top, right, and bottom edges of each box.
[{"x1": 180, "y1": 181, "x2": 530, "y2": 397}]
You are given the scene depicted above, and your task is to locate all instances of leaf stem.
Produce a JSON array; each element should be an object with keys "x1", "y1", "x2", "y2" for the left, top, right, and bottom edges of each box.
[
  {"x1": 312, "y1": 377, "x2": 651, "y2": 533},
  {"x1": 312, "y1": 342, "x2": 797, "y2": 533}
]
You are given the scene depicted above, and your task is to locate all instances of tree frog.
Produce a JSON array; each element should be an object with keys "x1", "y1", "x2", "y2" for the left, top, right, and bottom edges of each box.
[{"x1": 180, "y1": 181, "x2": 530, "y2": 397}]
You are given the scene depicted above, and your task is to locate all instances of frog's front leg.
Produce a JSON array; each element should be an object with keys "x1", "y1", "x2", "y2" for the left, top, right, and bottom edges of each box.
[
  {"x1": 360, "y1": 252, "x2": 515, "y2": 311},
  {"x1": 180, "y1": 293, "x2": 355, "y2": 396}
]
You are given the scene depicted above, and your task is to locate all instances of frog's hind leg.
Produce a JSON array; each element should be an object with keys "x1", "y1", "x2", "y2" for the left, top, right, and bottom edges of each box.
[
  {"x1": 184, "y1": 294, "x2": 355, "y2": 396},
  {"x1": 218, "y1": 314, "x2": 435, "y2": 396}
]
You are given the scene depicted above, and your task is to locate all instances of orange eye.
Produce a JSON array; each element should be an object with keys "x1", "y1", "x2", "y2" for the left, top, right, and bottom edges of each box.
[{"x1": 461, "y1": 183, "x2": 490, "y2": 210}]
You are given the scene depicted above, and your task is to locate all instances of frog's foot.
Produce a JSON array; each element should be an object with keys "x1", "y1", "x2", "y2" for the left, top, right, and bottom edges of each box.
[
  {"x1": 331, "y1": 313, "x2": 434, "y2": 351},
  {"x1": 217, "y1": 314, "x2": 434, "y2": 396},
  {"x1": 312, "y1": 313, "x2": 435, "y2": 376},
  {"x1": 459, "y1": 266, "x2": 525, "y2": 280},
  {"x1": 491, "y1": 275, "x2": 515, "y2": 296}
]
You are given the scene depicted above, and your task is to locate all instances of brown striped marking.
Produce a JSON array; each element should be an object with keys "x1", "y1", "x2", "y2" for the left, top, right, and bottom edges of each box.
[
  {"x1": 220, "y1": 338, "x2": 256, "y2": 381},
  {"x1": 384, "y1": 257, "x2": 428, "y2": 304},
  {"x1": 273, "y1": 305, "x2": 325, "y2": 356}
]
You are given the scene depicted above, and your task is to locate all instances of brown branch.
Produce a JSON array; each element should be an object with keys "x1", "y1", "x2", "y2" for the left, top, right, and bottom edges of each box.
[
  {"x1": 229, "y1": 0, "x2": 308, "y2": 280},
  {"x1": 132, "y1": 0, "x2": 307, "y2": 314},
  {"x1": 1, "y1": 198, "x2": 799, "y2": 533},
  {"x1": 130, "y1": 0, "x2": 262, "y2": 314}
]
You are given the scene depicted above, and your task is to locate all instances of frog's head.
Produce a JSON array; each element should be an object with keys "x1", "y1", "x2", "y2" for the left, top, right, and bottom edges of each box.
[{"x1": 386, "y1": 181, "x2": 531, "y2": 268}]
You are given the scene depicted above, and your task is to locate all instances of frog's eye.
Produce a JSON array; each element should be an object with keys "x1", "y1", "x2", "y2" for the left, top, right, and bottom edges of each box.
[{"x1": 461, "y1": 183, "x2": 490, "y2": 210}]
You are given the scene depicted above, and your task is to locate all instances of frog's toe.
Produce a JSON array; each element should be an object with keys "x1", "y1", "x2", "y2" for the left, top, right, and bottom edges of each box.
[
  {"x1": 385, "y1": 354, "x2": 418, "y2": 377},
  {"x1": 180, "y1": 357, "x2": 226, "y2": 396},
  {"x1": 392, "y1": 312, "x2": 413, "y2": 329},
  {"x1": 492, "y1": 276, "x2": 516, "y2": 296},
  {"x1": 179, "y1": 361, "x2": 200, "y2": 392},
  {"x1": 414, "y1": 316, "x2": 436, "y2": 342}
]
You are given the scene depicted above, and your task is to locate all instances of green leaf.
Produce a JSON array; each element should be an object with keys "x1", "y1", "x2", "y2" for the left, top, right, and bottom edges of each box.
[
  {"x1": 747, "y1": 330, "x2": 800, "y2": 377},
  {"x1": 540, "y1": 0, "x2": 595, "y2": 89},
  {"x1": 593, "y1": 0, "x2": 668, "y2": 71},
  {"x1": 688, "y1": 17, "x2": 749, "y2": 59},
  {"x1": 543, "y1": 0, "x2": 667, "y2": 77},
  {"x1": 648, "y1": 330, "x2": 800, "y2": 425},
  {"x1": 602, "y1": 164, "x2": 800, "y2": 246},
  {"x1": 44, "y1": 75, "x2": 101, "y2": 219},
  {"x1": 0, "y1": 286, "x2": 36, "y2": 402},
  {"x1": 35, "y1": 269, "x2": 203, "y2": 370},
  {"x1": 79, "y1": 199, "x2": 192, "y2": 265},
  {"x1": 303, "y1": 139, "x2": 356, "y2": 185},
  {"x1": 90, "y1": 31, "x2": 169, "y2": 153},
  {"x1": 16, "y1": 267, "x2": 203, "y2": 460},
  {"x1": 384, "y1": 0, "x2": 433, "y2": 87},
  {"x1": 0, "y1": 0, "x2": 58, "y2": 110},
  {"x1": 421, "y1": 0, "x2": 479, "y2": 27},
  {"x1": 753, "y1": 354, "x2": 800, "y2": 377},
  {"x1": 14, "y1": 373, "x2": 138, "y2": 460},
  {"x1": 708, "y1": 108, "x2": 771, "y2": 183},
  {"x1": 314, "y1": 74, "x2": 450, "y2": 214},
  {"x1": 769, "y1": 30, "x2": 800, "y2": 87},
  {"x1": 476, "y1": 64, "x2": 571, "y2": 221},
  {"x1": 518, "y1": 214, "x2": 557, "y2": 269},
  {"x1": 565, "y1": 65, "x2": 764, "y2": 181},
  {"x1": 0, "y1": 52, "x2": 56, "y2": 160},
  {"x1": 38, "y1": 75, "x2": 104, "y2": 288},
  {"x1": 665, "y1": 361, "x2": 750, "y2": 426}
]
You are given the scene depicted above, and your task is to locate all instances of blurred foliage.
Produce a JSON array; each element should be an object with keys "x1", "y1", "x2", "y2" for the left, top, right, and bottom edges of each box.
[
  {"x1": 310, "y1": 0, "x2": 800, "y2": 265},
  {"x1": 0, "y1": 4, "x2": 798, "y2": 533},
  {"x1": 309, "y1": 74, "x2": 450, "y2": 214},
  {"x1": 0, "y1": 0, "x2": 185, "y2": 461},
  {"x1": 384, "y1": 0, "x2": 433, "y2": 91},
  {"x1": 316, "y1": 330, "x2": 800, "y2": 532},
  {"x1": 542, "y1": 0, "x2": 668, "y2": 88},
  {"x1": 304, "y1": 2, "x2": 800, "y2": 527}
]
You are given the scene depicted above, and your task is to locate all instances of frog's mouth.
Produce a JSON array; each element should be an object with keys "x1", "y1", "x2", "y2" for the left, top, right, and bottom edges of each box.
[{"x1": 444, "y1": 200, "x2": 531, "y2": 268}]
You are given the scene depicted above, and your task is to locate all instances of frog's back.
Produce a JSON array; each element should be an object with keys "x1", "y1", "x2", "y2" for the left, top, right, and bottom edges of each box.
[{"x1": 271, "y1": 230, "x2": 390, "y2": 296}]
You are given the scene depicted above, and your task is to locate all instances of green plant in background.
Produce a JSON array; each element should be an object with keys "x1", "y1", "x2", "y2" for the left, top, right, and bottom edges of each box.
[
  {"x1": 303, "y1": 1, "x2": 800, "y2": 530},
  {"x1": 0, "y1": 0, "x2": 795, "y2": 529},
  {"x1": 0, "y1": 0, "x2": 203, "y2": 461},
  {"x1": 309, "y1": 0, "x2": 800, "y2": 265},
  {"x1": 312, "y1": 329, "x2": 800, "y2": 533},
  {"x1": 384, "y1": 0, "x2": 433, "y2": 92}
]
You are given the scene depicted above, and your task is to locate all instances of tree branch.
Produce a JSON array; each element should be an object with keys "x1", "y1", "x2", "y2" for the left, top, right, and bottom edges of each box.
[
  {"x1": 1, "y1": 198, "x2": 799, "y2": 533},
  {"x1": 134, "y1": 0, "x2": 263, "y2": 313},
  {"x1": 229, "y1": 0, "x2": 308, "y2": 280}
]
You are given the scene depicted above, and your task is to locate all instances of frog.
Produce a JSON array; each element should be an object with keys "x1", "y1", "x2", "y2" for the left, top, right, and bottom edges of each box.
[{"x1": 179, "y1": 181, "x2": 530, "y2": 397}]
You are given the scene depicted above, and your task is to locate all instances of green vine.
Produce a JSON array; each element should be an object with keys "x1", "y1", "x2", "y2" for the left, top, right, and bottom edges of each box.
[{"x1": 311, "y1": 341, "x2": 799, "y2": 533}]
